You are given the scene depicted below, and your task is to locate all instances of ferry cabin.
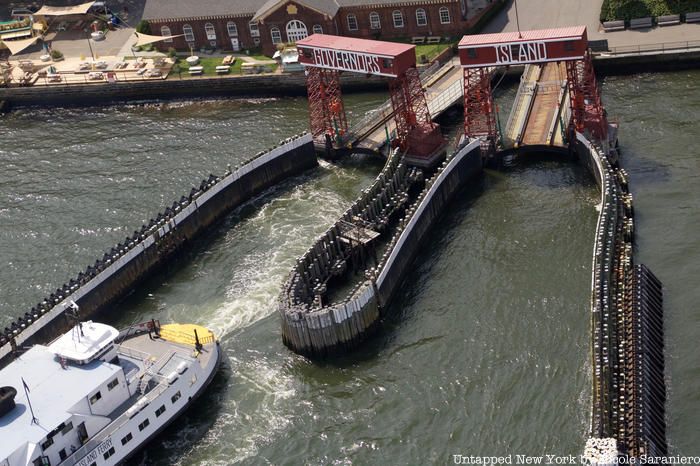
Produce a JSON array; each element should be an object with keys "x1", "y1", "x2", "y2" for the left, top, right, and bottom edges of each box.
[{"x1": 0, "y1": 321, "x2": 218, "y2": 466}]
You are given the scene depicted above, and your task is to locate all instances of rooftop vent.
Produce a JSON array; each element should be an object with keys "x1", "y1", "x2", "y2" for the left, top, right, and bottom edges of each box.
[{"x1": 0, "y1": 386, "x2": 17, "y2": 417}]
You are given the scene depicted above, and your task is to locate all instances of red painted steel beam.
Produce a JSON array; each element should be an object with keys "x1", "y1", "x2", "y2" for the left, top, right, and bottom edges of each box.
[
  {"x1": 389, "y1": 67, "x2": 445, "y2": 157},
  {"x1": 463, "y1": 66, "x2": 497, "y2": 151},
  {"x1": 305, "y1": 67, "x2": 348, "y2": 144},
  {"x1": 566, "y1": 51, "x2": 608, "y2": 142}
]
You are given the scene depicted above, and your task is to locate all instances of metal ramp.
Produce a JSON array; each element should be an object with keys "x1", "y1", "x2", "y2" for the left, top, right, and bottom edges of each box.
[{"x1": 504, "y1": 62, "x2": 571, "y2": 149}]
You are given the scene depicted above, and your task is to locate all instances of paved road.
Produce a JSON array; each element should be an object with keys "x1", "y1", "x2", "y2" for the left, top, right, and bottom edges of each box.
[{"x1": 483, "y1": 0, "x2": 700, "y2": 48}]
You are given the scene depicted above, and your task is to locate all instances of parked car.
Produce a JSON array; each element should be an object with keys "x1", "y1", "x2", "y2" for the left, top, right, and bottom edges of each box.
[{"x1": 89, "y1": 1, "x2": 110, "y2": 15}]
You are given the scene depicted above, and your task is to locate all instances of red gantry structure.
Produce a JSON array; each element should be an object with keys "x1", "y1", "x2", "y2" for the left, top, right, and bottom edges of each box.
[
  {"x1": 297, "y1": 34, "x2": 446, "y2": 165},
  {"x1": 458, "y1": 26, "x2": 608, "y2": 153}
]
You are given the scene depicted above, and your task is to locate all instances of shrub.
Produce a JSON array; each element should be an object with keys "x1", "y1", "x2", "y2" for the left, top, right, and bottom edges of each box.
[
  {"x1": 600, "y1": 0, "x2": 700, "y2": 21},
  {"x1": 167, "y1": 47, "x2": 177, "y2": 58},
  {"x1": 136, "y1": 20, "x2": 151, "y2": 34},
  {"x1": 50, "y1": 49, "x2": 63, "y2": 60}
]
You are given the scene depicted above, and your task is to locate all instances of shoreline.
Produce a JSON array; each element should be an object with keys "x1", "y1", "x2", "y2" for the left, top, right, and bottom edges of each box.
[{"x1": 1, "y1": 49, "x2": 699, "y2": 111}]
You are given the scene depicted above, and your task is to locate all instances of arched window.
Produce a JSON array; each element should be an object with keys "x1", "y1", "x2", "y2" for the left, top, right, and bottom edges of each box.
[
  {"x1": 439, "y1": 7, "x2": 451, "y2": 24},
  {"x1": 346, "y1": 14, "x2": 358, "y2": 31},
  {"x1": 415, "y1": 8, "x2": 427, "y2": 26},
  {"x1": 161, "y1": 25, "x2": 172, "y2": 42},
  {"x1": 182, "y1": 24, "x2": 194, "y2": 42},
  {"x1": 270, "y1": 26, "x2": 282, "y2": 44},
  {"x1": 249, "y1": 21, "x2": 260, "y2": 37},
  {"x1": 313, "y1": 24, "x2": 323, "y2": 34},
  {"x1": 369, "y1": 12, "x2": 381, "y2": 30},
  {"x1": 286, "y1": 20, "x2": 308, "y2": 42},
  {"x1": 204, "y1": 23, "x2": 216, "y2": 40},
  {"x1": 392, "y1": 10, "x2": 404, "y2": 28},
  {"x1": 227, "y1": 21, "x2": 238, "y2": 36}
]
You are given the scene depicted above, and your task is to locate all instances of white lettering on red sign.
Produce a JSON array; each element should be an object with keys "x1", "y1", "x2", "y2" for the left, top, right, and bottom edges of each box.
[
  {"x1": 306, "y1": 47, "x2": 384, "y2": 74},
  {"x1": 494, "y1": 41, "x2": 548, "y2": 65}
]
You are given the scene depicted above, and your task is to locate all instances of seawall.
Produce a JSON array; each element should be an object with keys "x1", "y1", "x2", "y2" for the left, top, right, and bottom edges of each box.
[
  {"x1": 574, "y1": 133, "x2": 666, "y2": 458},
  {"x1": 0, "y1": 72, "x2": 387, "y2": 108},
  {"x1": 2, "y1": 48, "x2": 699, "y2": 110},
  {"x1": 279, "y1": 139, "x2": 482, "y2": 356},
  {"x1": 0, "y1": 133, "x2": 318, "y2": 368}
]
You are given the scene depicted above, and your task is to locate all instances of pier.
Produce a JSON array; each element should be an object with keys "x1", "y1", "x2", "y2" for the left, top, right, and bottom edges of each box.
[{"x1": 282, "y1": 28, "x2": 667, "y2": 460}]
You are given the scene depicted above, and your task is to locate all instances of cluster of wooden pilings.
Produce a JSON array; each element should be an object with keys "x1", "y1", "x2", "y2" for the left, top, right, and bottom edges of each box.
[
  {"x1": 0, "y1": 133, "x2": 317, "y2": 367},
  {"x1": 620, "y1": 264, "x2": 666, "y2": 456},
  {"x1": 279, "y1": 139, "x2": 484, "y2": 356},
  {"x1": 279, "y1": 148, "x2": 424, "y2": 354},
  {"x1": 578, "y1": 133, "x2": 666, "y2": 459}
]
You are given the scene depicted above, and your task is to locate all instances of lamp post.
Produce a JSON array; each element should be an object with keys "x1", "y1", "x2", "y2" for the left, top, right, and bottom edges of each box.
[{"x1": 84, "y1": 28, "x2": 95, "y2": 67}]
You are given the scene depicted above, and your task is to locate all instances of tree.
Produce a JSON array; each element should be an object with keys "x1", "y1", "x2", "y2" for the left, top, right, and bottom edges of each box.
[{"x1": 136, "y1": 20, "x2": 151, "y2": 34}]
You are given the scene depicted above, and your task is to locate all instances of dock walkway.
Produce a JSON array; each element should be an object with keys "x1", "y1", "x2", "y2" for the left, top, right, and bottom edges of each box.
[{"x1": 504, "y1": 62, "x2": 570, "y2": 149}]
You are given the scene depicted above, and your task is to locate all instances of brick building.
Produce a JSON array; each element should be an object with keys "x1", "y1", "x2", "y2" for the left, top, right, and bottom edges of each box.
[{"x1": 142, "y1": 0, "x2": 473, "y2": 56}]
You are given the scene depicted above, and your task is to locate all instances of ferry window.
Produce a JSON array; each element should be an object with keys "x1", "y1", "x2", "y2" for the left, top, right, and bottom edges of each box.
[
  {"x1": 155, "y1": 404, "x2": 166, "y2": 417},
  {"x1": 121, "y1": 432, "x2": 133, "y2": 445},
  {"x1": 59, "y1": 449, "x2": 67, "y2": 461},
  {"x1": 89, "y1": 391, "x2": 102, "y2": 405},
  {"x1": 564, "y1": 40, "x2": 575, "y2": 51},
  {"x1": 382, "y1": 58, "x2": 393, "y2": 69},
  {"x1": 103, "y1": 446, "x2": 115, "y2": 460},
  {"x1": 61, "y1": 422, "x2": 73, "y2": 435},
  {"x1": 32, "y1": 458, "x2": 48, "y2": 466},
  {"x1": 467, "y1": 48, "x2": 477, "y2": 58},
  {"x1": 138, "y1": 418, "x2": 150, "y2": 431},
  {"x1": 40, "y1": 437, "x2": 53, "y2": 450},
  {"x1": 107, "y1": 378, "x2": 119, "y2": 391},
  {"x1": 171, "y1": 391, "x2": 181, "y2": 403}
]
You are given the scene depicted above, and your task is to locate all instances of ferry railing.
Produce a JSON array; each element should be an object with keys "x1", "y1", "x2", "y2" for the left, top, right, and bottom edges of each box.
[
  {"x1": 117, "y1": 345, "x2": 151, "y2": 362},
  {"x1": 158, "y1": 327, "x2": 215, "y2": 346}
]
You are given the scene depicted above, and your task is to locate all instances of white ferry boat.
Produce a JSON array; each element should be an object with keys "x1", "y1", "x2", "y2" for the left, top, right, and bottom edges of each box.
[{"x1": 0, "y1": 319, "x2": 221, "y2": 466}]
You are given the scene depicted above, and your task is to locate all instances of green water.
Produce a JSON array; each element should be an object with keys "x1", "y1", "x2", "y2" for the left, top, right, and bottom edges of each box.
[{"x1": 0, "y1": 70, "x2": 698, "y2": 463}]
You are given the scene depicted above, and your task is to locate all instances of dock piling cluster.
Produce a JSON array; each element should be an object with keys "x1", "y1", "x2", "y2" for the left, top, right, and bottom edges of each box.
[{"x1": 578, "y1": 133, "x2": 666, "y2": 458}]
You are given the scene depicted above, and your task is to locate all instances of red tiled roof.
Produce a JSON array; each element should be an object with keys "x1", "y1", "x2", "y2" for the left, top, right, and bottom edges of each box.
[{"x1": 459, "y1": 26, "x2": 587, "y2": 47}]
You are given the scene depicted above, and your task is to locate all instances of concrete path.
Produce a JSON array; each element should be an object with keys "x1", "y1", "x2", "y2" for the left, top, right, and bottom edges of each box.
[{"x1": 483, "y1": 0, "x2": 700, "y2": 48}]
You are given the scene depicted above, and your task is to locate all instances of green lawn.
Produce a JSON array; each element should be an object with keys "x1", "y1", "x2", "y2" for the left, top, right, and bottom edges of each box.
[
  {"x1": 414, "y1": 43, "x2": 452, "y2": 63},
  {"x1": 601, "y1": 0, "x2": 700, "y2": 21}
]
